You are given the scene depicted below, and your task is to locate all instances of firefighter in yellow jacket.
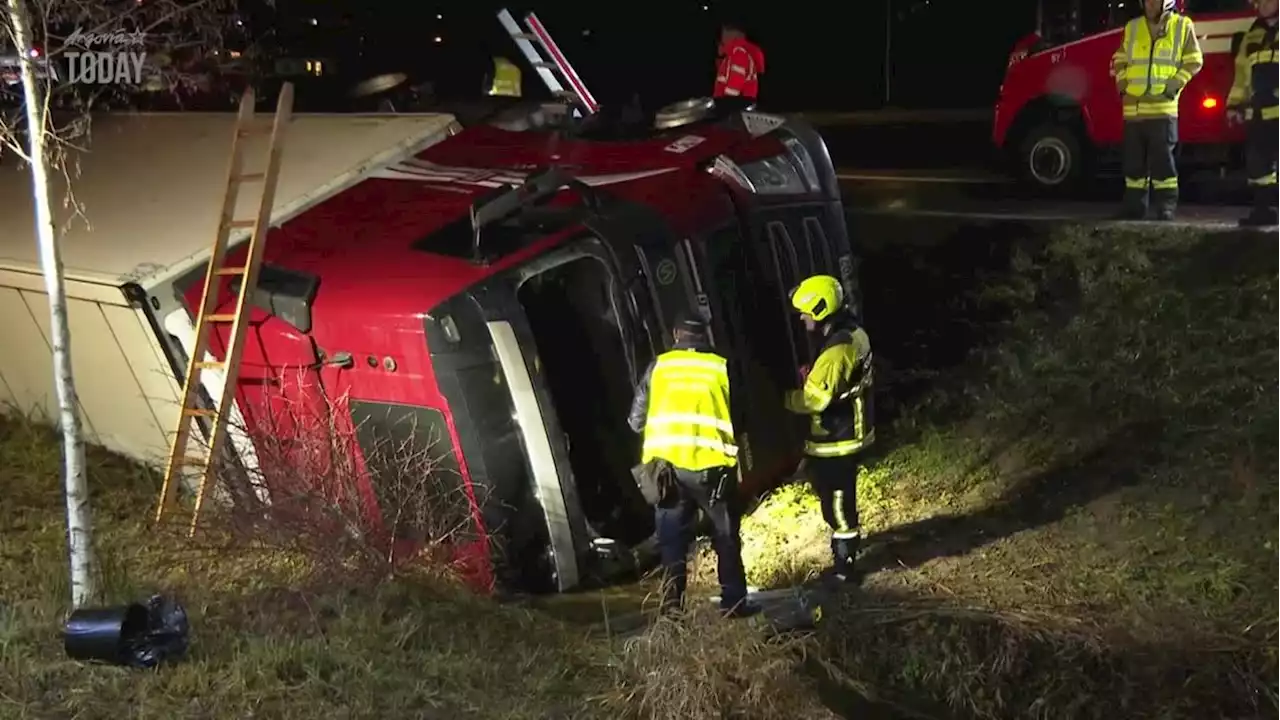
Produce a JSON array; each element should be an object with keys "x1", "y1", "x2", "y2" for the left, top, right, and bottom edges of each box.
[
  {"x1": 629, "y1": 317, "x2": 757, "y2": 618},
  {"x1": 1228, "y1": 0, "x2": 1278, "y2": 227},
  {"x1": 786, "y1": 275, "x2": 874, "y2": 585},
  {"x1": 1110, "y1": 0, "x2": 1203, "y2": 220},
  {"x1": 485, "y1": 56, "x2": 522, "y2": 98}
]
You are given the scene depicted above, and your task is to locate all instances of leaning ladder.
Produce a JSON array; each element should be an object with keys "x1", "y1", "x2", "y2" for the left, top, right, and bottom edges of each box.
[
  {"x1": 497, "y1": 8, "x2": 599, "y2": 115},
  {"x1": 154, "y1": 83, "x2": 295, "y2": 537}
]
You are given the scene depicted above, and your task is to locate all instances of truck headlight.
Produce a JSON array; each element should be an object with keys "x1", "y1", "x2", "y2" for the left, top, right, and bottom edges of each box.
[{"x1": 706, "y1": 139, "x2": 819, "y2": 196}]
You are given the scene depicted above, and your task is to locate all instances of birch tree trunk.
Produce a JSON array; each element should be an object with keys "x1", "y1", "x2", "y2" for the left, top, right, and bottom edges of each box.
[{"x1": 7, "y1": 0, "x2": 98, "y2": 608}]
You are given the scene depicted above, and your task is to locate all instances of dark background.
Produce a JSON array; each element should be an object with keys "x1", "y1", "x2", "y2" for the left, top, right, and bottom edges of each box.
[
  {"x1": 254, "y1": 0, "x2": 1041, "y2": 112},
  {"x1": 250, "y1": 0, "x2": 1251, "y2": 113}
]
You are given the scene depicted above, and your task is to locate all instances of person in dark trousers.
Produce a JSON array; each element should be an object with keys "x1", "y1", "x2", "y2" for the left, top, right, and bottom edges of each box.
[
  {"x1": 1228, "y1": 0, "x2": 1278, "y2": 227},
  {"x1": 786, "y1": 275, "x2": 875, "y2": 586},
  {"x1": 1110, "y1": 0, "x2": 1202, "y2": 220},
  {"x1": 628, "y1": 317, "x2": 757, "y2": 618}
]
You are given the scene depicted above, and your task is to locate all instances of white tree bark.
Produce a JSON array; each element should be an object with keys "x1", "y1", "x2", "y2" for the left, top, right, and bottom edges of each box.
[{"x1": 7, "y1": 0, "x2": 98, "y2": 609}]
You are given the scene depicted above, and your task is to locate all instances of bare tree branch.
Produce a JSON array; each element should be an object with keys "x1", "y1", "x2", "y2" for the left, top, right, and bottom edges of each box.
[{"x1": 2, "y1": 0, "x2": 266, "y2": 608}]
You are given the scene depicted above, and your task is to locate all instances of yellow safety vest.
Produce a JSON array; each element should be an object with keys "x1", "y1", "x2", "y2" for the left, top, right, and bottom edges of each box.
[
  {"x1": 1115, "y1": 13, "x2": 1202, "y2": 119},
  {"x1": 785, "y1": 327, "x2": 875, "y2": 458},
  {"x1": 487, "y1": 57, "x2": 522, "y2": 98},
  {"x1": 641, "y1": 350, "x2": 738, "y2": 471}
]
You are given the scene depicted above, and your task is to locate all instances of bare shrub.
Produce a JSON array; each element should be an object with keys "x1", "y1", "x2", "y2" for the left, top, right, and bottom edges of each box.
[{"x1": 169, "y1": 367, "x2": 489, "y2": 587}]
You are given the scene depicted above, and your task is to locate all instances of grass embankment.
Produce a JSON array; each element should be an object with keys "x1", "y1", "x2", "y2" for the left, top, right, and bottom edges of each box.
[
  {"x1": 736, "y1": 221, "x2": 1279, "y2": 718},
  {"x1": 0, "y1": 418, "x2": 834, "y2": 720}
]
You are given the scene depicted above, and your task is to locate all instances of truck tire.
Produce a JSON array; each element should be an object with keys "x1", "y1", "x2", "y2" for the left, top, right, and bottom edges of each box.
[{"x1": 1017, "y1": 123, "x2": 1083, "y2": 192}]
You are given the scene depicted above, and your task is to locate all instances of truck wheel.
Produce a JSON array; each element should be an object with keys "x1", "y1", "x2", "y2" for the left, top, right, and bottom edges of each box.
[{"x1": 1018, "y1": 123, "x2": 1083, "y2": 191}]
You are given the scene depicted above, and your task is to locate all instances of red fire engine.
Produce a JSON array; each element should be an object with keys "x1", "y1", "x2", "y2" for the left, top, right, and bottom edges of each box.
[
  {"x1": 994, "y1": 1, "x2": 1255, "y2": 190},
  {"x1": 149, "y1": 11, "x2": 858, "y2": 594}
]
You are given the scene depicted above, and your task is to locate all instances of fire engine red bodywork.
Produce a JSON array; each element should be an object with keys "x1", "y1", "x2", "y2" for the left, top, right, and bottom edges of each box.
[
  {"x1": 182, "y1": 118, "x2": 817, "y2": 593},
  {"x1": 994, "y1": 12, "x2": 1254, "y2": 152}
]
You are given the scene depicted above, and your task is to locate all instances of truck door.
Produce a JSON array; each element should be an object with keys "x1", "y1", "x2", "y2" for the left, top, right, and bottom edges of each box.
[{"x1": 455, "y1": 280, "x2": 592, "y2": 593}]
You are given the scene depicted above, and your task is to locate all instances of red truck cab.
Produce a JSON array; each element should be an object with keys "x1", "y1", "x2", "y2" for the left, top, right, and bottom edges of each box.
[
  {"x1": 152, "y1": 102, "x2": 858, "y2": 595},
  {"x1": 994, "y1": 0, "x2": 1255, "y2": 190}
]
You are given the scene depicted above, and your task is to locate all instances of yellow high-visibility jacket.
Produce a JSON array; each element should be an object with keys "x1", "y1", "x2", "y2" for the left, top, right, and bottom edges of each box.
[
  {"x1": 1227, "y1": 17, "x2": 1279, "y2": 121},
  {"x1": 486, "y1": 57, "x2": 522, "y2": 98},
  {"x1": 785, "y1": 325, "x2": 875, "y2": 458},
  {"x1": 1110, "y1": 12, "x2": 1203, "y2": 119},
  {"x1": 639, "y1": 349, "x2": 738, "y2": 471}
]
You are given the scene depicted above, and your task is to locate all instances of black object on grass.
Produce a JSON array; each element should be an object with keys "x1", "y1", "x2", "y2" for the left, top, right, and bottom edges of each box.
[{"x1": 63, "y1": 594, "x2": 189, "y2": 668}]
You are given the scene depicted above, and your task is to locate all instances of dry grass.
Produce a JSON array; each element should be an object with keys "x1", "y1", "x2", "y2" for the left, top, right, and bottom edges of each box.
[
  {"x1": 0, "y1": 411, "x2": 826, "y2": 720},
  {"x1": 725, "y1": 222, "x2": 1279, "y2": 719},
  {"x1": 600, "y1": 609, "x2": 835, "y2": 720},
  {"x1": 4, "y1": 219, "x2": 1276, "y2": 719}
]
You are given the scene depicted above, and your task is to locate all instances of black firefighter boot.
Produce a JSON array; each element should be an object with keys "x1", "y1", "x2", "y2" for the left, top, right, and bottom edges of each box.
[
  {"x1": 1239, "y1": 187, "x2": 1279, "y2": 228},
  {"x1": 826, "y1": 534, "x2": 863, "y2": 587},
  {"x1": 1115, "y1": 187, "x2": 1148, "y2": 221},
  {"x1": 1152, "y1": 187, "x2": 1177, "y2": 222}
]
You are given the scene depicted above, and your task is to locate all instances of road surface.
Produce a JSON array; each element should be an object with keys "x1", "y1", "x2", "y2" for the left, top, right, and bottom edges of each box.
[{"x1": 835, "y1": 167, "x2": 1253, "y2": 226}]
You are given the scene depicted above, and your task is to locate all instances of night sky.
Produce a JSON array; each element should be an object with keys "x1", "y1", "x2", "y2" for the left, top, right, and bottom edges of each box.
[{"x1": 263, "y1": 1, "x2": 1234, "y2": 112}]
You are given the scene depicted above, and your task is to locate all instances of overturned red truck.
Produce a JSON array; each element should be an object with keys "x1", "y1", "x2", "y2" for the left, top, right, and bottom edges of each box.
[
  {"x1": 0, "y1": 13, "x2": 858, "y2": 595},
  {"x1": 200, "y1": 108, "x2": 856, "y2": 593}
]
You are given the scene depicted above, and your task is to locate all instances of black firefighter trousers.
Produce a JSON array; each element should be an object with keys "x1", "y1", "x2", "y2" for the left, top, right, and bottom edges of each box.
[
  {"x1": 1245, "y1": 117, "x2": 1278, "y2": 221},
  {"x1": 1121, "y1": 116, "x2": 1179, "y2": 218},
  {"x1": 808, "y1": 453, "x2": 862, "y2": 577}
]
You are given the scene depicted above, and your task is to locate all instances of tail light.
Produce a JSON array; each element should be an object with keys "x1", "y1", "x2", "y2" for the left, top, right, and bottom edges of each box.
[{"x1": 1201, "y1": 96, "x2": 1219, "y2": 109}]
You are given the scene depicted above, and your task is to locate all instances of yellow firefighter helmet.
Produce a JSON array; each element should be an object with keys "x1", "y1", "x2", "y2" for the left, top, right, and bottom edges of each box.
[{"x1": 790, "y1": 275, "x2": 844, "y2": 323}]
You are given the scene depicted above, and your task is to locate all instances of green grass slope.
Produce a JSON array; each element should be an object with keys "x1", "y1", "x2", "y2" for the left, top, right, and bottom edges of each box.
[
  {"x1": 3, "y1": 219, "x2": 1274, "y2": 720},
  {"x1": 739, "y1": 222, "x2": 1279, "y2": 718}
]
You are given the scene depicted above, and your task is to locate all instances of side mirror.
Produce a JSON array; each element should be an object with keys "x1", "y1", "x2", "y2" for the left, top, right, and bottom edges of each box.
[{"x1": 1231, "y1": 31, "x2": 1245, "y2": 57}]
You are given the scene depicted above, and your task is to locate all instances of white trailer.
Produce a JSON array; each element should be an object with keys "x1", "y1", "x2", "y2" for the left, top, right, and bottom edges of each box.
[{"x1": 0, "y1": 111, "x2": 458, "y2": 467}]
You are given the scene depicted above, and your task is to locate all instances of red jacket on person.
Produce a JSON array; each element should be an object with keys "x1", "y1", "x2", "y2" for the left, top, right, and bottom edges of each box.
[{"x1": 714, "y1": 38, "x2": 765, "y2": 100}]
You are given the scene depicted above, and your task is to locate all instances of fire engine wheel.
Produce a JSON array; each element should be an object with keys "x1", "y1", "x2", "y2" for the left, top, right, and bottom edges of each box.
[{"x1": 1019, "y1": 124, "x2": 1083, "y2": 191}]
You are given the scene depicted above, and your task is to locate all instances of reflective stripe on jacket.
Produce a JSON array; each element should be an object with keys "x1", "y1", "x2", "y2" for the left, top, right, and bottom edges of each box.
[
  {"x1": 1228, "y1": 18, "x2": 1279, "y2": 121},
  {"x1": 714, "y1": 39, "x2": 764, "y2": 99},
  {"x1": 641, "y1": 349, "x2": 737, "y2": 471},
  {"x1": 786, "y1": 325, "x2": 875, "y2": 458},
  {"x1": 1111, "y1": 13, "x2": 1202, "y2": 119}
]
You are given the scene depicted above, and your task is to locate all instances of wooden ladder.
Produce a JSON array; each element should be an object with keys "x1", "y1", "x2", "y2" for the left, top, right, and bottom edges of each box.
[{"x1": 154, "y1": 83, "x2": 294, "y2": 537}]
